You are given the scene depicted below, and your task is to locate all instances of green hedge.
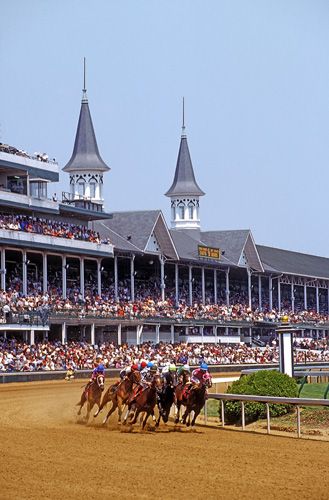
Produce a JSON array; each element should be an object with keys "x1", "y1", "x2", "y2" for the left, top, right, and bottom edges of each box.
[{"x1": 223, "y1": 370, "x2": 298, "y2": 424}]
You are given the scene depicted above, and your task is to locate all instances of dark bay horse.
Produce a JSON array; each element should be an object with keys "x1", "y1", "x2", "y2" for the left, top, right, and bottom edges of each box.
[
  {"x1": 94, "y1": 370, "x2": 141, "y2": 424},
  {"x1": 175, "y1": 378, "x2": 212, "y2": 427},
  {"x1": 127, "y1": 374, "x2": 162, "y2": 429},
  {"x1": 77, "y1": 374, "x2": 105, "y2": 422},
  {"x1": 156, "y1": 371, "x2": 176, "y2": 427}
]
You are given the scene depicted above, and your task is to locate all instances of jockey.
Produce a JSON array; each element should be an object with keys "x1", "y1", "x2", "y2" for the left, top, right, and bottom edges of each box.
[
  {"x1": 119, "y1": 363, "x2": 139, "y2": 380},
  {"x1": 177, "y1": 364, "x2": 191, "y2": 384},
  {"x1": 191, "y1": 362, "x2": 211, "y2": 388},
  {"x1": 161, "y1": 363, "x2": 177, "y2": 386},
  {"x1": 85, "y1": 362, "x2": 105, "y2": 394}
]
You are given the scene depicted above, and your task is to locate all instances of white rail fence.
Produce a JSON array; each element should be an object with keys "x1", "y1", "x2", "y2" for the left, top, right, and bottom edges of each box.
[{"x1": 205, "y1": 393, "x2": 329, "y2": 438}]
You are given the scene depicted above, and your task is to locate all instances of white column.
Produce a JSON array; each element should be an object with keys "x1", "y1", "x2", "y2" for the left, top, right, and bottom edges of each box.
[
  {"x1": 291, "y1": 280, "x2": 295, "y2": 313},
  {"x1": 327, "y1": 285, "x2": 329, "y2": 315},
  {"x1": 114, "y1": 255, "x2": 118, "y2": 302},
  {"x1": 170, "y1": 323, "x2": 174, "y2": 343},
  {"x1": 175, "y1": 263, "x2": 179, "y2": 306},
  {"x1": 90, "y1": 323, "x2": 95, "y2": 345},
  {"x1": 226, "y1": 268, "x2": 230, "y2": 307},
  {"x1": 189, "y1": 265, "x2": 193, "y2": 306},
  {"x1": 61, "y1": 322, "x2": 66, "y2": 344},
  {"x1": 155, "y1": 324, "x2": 160, "y2": 344},
  {"x1": 62, "y1": 256, "x2": 67, "y2": 299},
  {"x1": 117, "y1": 323, "x2": 122, "y2": 345},
  {"x1": 201, "y1": 267, "x2": 205, "y2": 305},
  {"x1": 258, "y1": 275, "x2": 262, "y2": 310},
  {"x1": 1, "y1": 248, "x2": 5, "y2": 290},
  {"x1": 130, "y1": 254, "x2": 135, "y2": 302},
  {"x1": 200, "y1": 325, "x2": 204, "y2": 345},
  {"x1": 22, "y1": 250, "x2": 27, "y2": 296},
  {"x1": 247, "y1": 268, "x2": 252, "y2": 309},
  {"x1": 269, "y1": 276, "x2": 273, "y2": 310},
  {"x1": 277, "y1": 327, "x2": 294, "y2": 377},
  {"x1": 80, "y1": 258, "x2": 84, "y2": 298},
  {"x1": 214, "y1": 269, "x2": 217, "y2": 304},
  {"x1": 97, "y1": 260, "x2": 102, "y2": 296},
  {"x1": 43, "y1": 253, "x2": 47, "y2": 293},
  {"x1": 316, "y1": 284, "x2": 319, "y2": 314},
  {"x1": 278, "y1": 279, "x2": 281, "y2": 313},
  {"x1": 304, "y1": 281, "x2": 307, "y2": 310},
  {"x1": 30, "y1": 329, "x2": 35, "y2": 346},
  {"x1": 159, "y1": 255, "x2": 165, "y2": 301}
]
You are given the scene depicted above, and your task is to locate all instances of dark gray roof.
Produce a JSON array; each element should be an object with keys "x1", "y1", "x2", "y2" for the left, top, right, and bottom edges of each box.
[
  {"x1": 257, "y1": 245, "x2": 329, "y2": 279},
  {"x1": 94, "y1": 210, "x2": 177, "y2": 259},
  {"x1": 165, "y1": 134, "x2": 205, "y2": 197},
  {"x1": 201, "y1": 230, "x2": 250, "y2": 265},
  {"x1": 63, "y1": 92, "x2": 110, "y2": 173}
]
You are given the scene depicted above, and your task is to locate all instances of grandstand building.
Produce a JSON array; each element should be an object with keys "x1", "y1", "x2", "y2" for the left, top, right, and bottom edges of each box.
[{"x1": 1, "y1": 82, "x2": 329, "y2": 346}]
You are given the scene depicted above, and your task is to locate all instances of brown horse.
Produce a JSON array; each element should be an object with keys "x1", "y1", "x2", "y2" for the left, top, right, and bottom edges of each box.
[
  {"x1": 175, "y1": 378, "x2": 212, "y2": 426},
  {"x1": 126, "y1": 374, "x2": 163, "y2": 429},
  {"x1": 94, "y1": 370, "x2": 141, "y2": 424},
  {"x1": 77, "y1": 374, "x2": 105, "y2": 422}
]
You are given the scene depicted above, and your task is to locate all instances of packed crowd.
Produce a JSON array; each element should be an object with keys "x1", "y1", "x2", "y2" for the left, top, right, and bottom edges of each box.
[
  {"x1": 1, "y1": 287, "x2": 329, "y2": 325},
  {"x1": 0, "y1": 142, "x2": 56, "y2": 163},
  {"x1": 0, "y1": 214, "x2": 110, "y2": 244},
  {"x1": 1, "y1": 339, "x2": 329, "y2": 372}
]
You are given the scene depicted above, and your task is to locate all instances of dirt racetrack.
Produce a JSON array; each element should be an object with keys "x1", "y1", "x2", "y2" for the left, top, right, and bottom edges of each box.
[{"x1": 1, "y1": 380, "x2": 329, "y2": 500}]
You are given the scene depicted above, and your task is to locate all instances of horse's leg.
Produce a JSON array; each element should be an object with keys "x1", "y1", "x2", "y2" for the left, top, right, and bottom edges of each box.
[
  {"x1": 130, "y1": 408, "x2": 140, "y2": 425},
  {"x1": 103, "y1": 401, "x2": 117, "y2": 425},
  {"x1": 182, "y1": 407, "x2": 189, "y2": 425},
  {"x1": 94, "y1": 394, "x2": 107, "y2": 417},
  {"x1": 175, "y1": 402, "x2": 181, "y2": 424},
  {"x1": 191, "y1": 408, "x2": 200, "y2": 427},
  {"x1": 85, "y1": 401, "x2": 91, "y2": 423},
  {"x1": 77, "y1": 393, "x2": 86, "y2": 415},
  {"x1": 142, "y1": 410, "x2": 151, "y2": 429}
]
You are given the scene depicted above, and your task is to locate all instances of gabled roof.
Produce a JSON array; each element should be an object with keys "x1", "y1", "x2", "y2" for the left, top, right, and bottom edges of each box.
[
  {"x1": 95, "y1": 210, "x2": 178, "y2": 259},
  {"x1": 165, "y1": 133, "x2": 205, "y2": 197},
  {"x1": 63, "y1": 91, "x2": 110, "y2": 173},
  {"x1": 201, "y1": 230, "x2": 250, "y2": 266},
  {"x1": 257, "y1": 245, "x2": 329, "y2": 279}
]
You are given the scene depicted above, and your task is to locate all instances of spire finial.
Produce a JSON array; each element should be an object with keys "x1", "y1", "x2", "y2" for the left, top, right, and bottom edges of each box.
[
  {"x1": 82, "y1": 57, "x2": 88, "y2": 102},
  {"x1": 182, "y1": 97, "x2": 186, "y2": 136}
]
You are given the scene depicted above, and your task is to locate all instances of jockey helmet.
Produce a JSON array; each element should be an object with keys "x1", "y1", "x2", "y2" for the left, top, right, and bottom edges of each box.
[
  {"x1": 131, "y1": 364, "x2": 139, "y2": 371},
  {"x1": 140, "y1": 361, "x2": 147, "y2": 369},
  {"x1": 147, "y1": 361, "x2": 154, "y2": 368},
  {"x1": 183, "y1": 364, "x2": 190, "y2": 372},
  {"x1": 200, "y1": 362, "x2": 208, "y2": 371},
  {"x1": 97, "y1": 364, "x2": 105, "y2": 372},
  {"x1": 169, "y1": 364, "x2": 177, "y2": 372},
  {"x1": 150, "y1": 364, "x2": 158, "y2": 372}
]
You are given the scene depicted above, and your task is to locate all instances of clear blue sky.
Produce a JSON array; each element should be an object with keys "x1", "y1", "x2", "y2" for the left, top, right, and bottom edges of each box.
[{"x1": 1, "y1": 0, "x2": 329, "y2": 256}]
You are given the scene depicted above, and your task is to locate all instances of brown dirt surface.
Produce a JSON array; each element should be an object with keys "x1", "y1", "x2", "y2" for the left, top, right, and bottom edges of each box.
[{"x1": 1, "y1": 379, "x2": 329, "y2": 500}]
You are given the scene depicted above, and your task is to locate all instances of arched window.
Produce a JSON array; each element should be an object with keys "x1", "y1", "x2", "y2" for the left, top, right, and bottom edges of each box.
[{"x1": 178, "y1": 202, "x2": 185, "y2": 219}]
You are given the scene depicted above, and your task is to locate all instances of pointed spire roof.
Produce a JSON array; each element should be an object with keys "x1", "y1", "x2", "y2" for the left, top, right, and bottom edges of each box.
[
  {"x1": 63, "y1": 61, "x2": 110, "y2": 173},
  {"x1": 165, "y1": 100, "x2": 205, "y2": 197}
]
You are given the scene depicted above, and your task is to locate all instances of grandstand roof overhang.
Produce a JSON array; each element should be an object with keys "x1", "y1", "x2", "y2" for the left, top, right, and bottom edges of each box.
[
  {"x1": 59, "y1": 203, "x2": 113, "y2": 221},
  {"x1": 0, "y1": 152, "x2": 59, "y2": 182}
]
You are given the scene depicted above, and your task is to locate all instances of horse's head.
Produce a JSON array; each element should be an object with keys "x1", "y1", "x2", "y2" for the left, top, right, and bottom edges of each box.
[
  {"x1": 152, "y1": 374, "x2": 163, "y2": 390},
  {"x1": 96, "y1": 374, "x2": 105, "y2": 391},
  {"x1": 130, "y1": 370, "x2": 141, "y2": 384},
  {"x1": 167, "y1": 371, "x2": 177, "y2": 388}
]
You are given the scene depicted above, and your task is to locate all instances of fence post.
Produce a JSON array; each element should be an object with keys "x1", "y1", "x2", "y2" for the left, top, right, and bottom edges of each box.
[
  {"x1": 266, "y1": 403, "x2": 270, "y2": 434},
  {"x1": 204, "y1": 400, "x2": 208, "y2": 424},
  {"x1": 221, "y1": 400, "x2": 225, "y2": 427},
  {"x1": 241, "y1": 401, "x2": 245, "y2": 430},
  {"x1": 296, "y1": 405, "x2": 301, "y2": 438}
]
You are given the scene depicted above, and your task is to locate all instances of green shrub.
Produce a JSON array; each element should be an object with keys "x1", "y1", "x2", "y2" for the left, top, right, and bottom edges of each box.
[{"x1": 222, "y1": 370, "x2": 298, "y2": 424}]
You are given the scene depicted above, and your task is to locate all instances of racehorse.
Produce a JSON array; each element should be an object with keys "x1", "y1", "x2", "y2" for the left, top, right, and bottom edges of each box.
[
  {"x1": 94, "y1": 370, "x2": 141, "y2": 424},
  {"x1": 77, "y1": 373, "x2": 105, "y2": 422},
  {"x1": 175, "y1": 378, "x2": 212, "y2": 427},
  {"x1": 127, "y1": 374, "x2": 162, "y2": 429},
  {"x1": 155, "y1": 371, "x2": 176, "y2": 427}
]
